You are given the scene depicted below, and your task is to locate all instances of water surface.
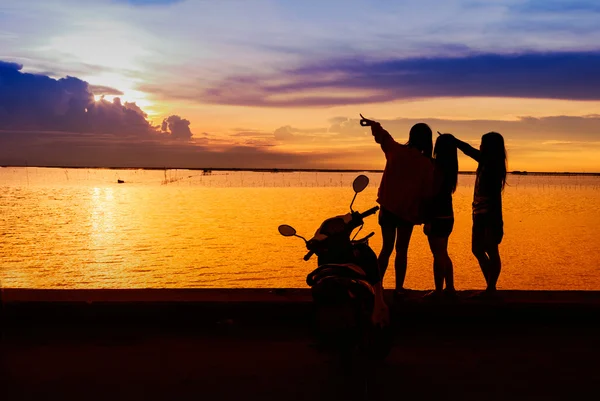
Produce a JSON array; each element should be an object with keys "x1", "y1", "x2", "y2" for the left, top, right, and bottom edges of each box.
[{"x1": 1, "y1": 167, "x2": 599, "y2": 290}]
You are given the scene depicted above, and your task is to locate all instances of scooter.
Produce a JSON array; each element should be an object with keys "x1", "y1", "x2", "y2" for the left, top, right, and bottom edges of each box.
[{"x1": 278, "y1": 175, "x2": 391, "y2": 361}]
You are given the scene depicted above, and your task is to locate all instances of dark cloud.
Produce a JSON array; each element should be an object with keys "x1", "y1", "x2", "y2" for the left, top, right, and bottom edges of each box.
[
  {"x1": 0, "y1": 130, "x2": 331, "y2": 169},
  {"x1": 0, "y1": 60, "x2": 193, "y2": 140},
  {"x1": 511, "y1": 0, "x2": 600, "y2": 14},
  {"x1": 193, "y1": 51, "x2": 600, "y2": 107},
  {"x1": 161, "y1": 115, "x2": 192, "y2": 140}
]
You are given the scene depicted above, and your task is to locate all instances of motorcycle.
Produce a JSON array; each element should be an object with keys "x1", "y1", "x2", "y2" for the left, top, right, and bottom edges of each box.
[{"x1": 278, "y1": 175, "x2": 392, "y2": 361}]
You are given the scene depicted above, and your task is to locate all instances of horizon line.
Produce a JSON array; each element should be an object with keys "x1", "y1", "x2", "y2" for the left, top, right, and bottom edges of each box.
[{"x1": 1, "y1": 164, "x2": 600, "y2": 176}]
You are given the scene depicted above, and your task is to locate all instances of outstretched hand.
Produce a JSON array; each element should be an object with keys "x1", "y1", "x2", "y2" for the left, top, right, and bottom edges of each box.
[{"x1": 360, "y1": 113, "x2": 380, "y2": 127}]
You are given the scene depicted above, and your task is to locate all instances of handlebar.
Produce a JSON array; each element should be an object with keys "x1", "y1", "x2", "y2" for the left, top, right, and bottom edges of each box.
[
  {"x1": 302, "y1": 205, "x2": 379, "y2": 262},
  {"x1": 303, "y1": 250, "x2": 315, "y2": 261},
  {"x1": 360, "y1": 206, "x2": 379, "y2": 219}
]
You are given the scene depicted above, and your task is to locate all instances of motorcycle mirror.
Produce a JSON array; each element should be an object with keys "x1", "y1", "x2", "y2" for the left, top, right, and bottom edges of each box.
[
  {"x1": 350, "y1": 175, "x2": 369, "y2": 211},
  {"x1": 278, "y1": 224, "x2": 297, "y2": 237},
  {"x1": 352, "y1": 175, "x2": 369, "y2": 193}
]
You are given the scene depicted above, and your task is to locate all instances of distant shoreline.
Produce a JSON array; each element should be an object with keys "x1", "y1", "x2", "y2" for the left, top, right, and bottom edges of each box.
[{"x1": 1, "y1": 165, "x2": 599, "y2": 176}]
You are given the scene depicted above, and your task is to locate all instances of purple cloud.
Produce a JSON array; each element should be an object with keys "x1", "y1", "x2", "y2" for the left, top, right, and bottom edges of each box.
[
  {"x1": 192, "y1": 51, "x2": 600, "y2": 107},
  {"x1": 0, "y1": 130, "x2": 333, "y2": 169},
  {"x1": 0, "y1": 60, "x2": 193, "y2": 140},
  {"x1": 161, "y1": 115, "x2": 192, "y2": 140}
]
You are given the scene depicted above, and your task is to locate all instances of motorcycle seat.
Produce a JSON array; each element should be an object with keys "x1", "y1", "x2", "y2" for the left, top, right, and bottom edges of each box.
[{"x1": 306, "y1": 263, "x2": 368, "y2": 287}]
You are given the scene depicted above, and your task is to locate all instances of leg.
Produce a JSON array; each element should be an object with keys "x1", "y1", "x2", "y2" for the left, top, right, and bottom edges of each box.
[
  {"x1": 430, "y1": 236, "x2": 454, "y2": 291},
  {"x1": 485, "y1": 241, "x2": 501, "y2": 292},
  {"x1": 445, "y1": 255, "x2": 455, "y2": 291},
  {"x1": 472, "y1": 216, "x2": 490, "y2": 287},
  {"x1": 377, "y1": 225, "x2": 396, "y2": 280},
  {"x1": 427, "y1": 236, "x2": 447, "y2": 292},
  {"x1": 394, "y1": 224, "x2": 414, "y2": 290}
]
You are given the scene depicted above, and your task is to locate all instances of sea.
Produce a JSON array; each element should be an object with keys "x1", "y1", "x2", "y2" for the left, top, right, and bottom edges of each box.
[{"x1": 1, "y1": 167, "x2": 599, "y2": 290}]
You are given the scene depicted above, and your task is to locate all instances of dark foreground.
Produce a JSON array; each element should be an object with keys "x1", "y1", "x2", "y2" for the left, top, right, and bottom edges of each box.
[{"x1": 2, "y1": 289, "x2": 600, "y2": 401}]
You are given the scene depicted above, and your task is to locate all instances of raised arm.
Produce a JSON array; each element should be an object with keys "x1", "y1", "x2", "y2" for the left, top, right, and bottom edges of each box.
[
  {"x1": 371, "y1": 123, "x2": 396, "y2": 153},
  {"x1": 360, "y1": 114, "x2": 398, "y2": 153},
  {"x1": 453, "y1": 136, "x2": 481, "y2": 162}
]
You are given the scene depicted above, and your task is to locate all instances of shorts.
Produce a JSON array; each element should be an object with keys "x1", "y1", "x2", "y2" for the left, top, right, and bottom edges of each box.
[
  {"x1": 472, "y1": 213, "x2": 504, "y2": 245},
  {"x1": 426, "y1": 217, "x2": 454, "y2": 238},
  {"x1": 378, "y1": 207, "x2": 415, "y2": 229}
]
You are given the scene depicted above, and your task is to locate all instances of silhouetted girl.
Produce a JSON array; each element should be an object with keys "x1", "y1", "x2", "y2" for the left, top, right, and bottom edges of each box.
[
  {"x1": 364, "y1": 117, "x2": 434, "y2": 296},
  {"x1": 424, "y1": 133, "x2": 458, "y2": 298},
  {"x1": 453, "y1": 132, "x2": 507, "y2": 294}
]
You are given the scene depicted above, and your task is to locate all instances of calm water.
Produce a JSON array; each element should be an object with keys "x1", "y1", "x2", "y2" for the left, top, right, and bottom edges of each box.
[{"x1": 1, "y1": 167, "x2": 600, "y2": 290}]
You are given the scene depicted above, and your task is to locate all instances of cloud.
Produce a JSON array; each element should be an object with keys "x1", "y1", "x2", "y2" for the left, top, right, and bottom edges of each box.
[
  {"x1": 0, "y1": 59, "x2": 352, "y2": 169},
  {"x1": 0, "y1": 60, "x2": 193, "y2": 140},
  {"x1": 2, "y1": 113, "x2": 600, "y2": 171},
  {"x1": 273, "y1": 126, "x2": 296, "y2": 141},
  {"x1": 510, "y1": 0, "x2": 600, "y2": 14},
  {"x1": 230, "y1": 131, "x2": 272, "y2": 137},
  {"x1": 192, "y1": 51, "x2": 600, "y2": 107},
  {"x1": 273, "y1": 125, "x2": 331, "y2": 142},
  {"x1": 88, "y1": 85, "x2": 125, "y2": 96},
  {"x1": 0, "y1": 130, "x2": 334, "y2": 169},
  {"x1": 259, "y1": 114, "x2": 600, "y2": 171},
  {"x1": 324, "y1": 115, "x2": 600, "y2": 144},
  {"x1": 161, "y1": 115, "x2": 192, "y2": 140}
]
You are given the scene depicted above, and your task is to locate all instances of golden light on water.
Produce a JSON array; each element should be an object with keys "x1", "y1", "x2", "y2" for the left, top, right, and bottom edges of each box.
[
  {"x1": 90, "y1": 187, "x2": 115, "y2": 251},
  {"x1": 1, "y1": 168, "x2": 599, "y2": 290}
]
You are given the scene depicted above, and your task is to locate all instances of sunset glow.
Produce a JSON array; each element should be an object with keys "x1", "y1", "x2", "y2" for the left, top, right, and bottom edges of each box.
[{"x1": 1, "y1": 0, "x2": 600, "y2": 171}]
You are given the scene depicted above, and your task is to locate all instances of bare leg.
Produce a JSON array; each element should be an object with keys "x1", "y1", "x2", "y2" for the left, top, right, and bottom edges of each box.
[
  {"x1": 429, "y1": 236, "x2": 454, "y2": 291},
  {"x1": 486, "y1": 243, "x2": 501, "y2": 291},
  {"x1": 377, "y1": 225, "x2": 396, "y2": 280},
  {"x1": 427, "y1": 236, "x2": 446, "y2": 292},
  {"x1": 472, "y1": 235, "x2": 490, "y2": 287},
  {"x1": 445, "y1": 257, "x2": 455, "y2": 291},
  {"x1": 394, "y1": 224, "x2": 414, "y2": 290}
]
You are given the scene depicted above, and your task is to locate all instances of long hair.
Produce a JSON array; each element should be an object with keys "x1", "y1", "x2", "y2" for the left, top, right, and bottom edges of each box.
[
  {"x1": 478, "y1": 132, "x2": 507, "y2": 191},
  {"x1": 407, "y1": 123, "x2": 433, "y2": 158},
  {"x1": 434, "y1": 134, "x2": 458, "y2": 194}
]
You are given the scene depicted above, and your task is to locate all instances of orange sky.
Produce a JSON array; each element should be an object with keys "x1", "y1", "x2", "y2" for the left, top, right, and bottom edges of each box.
[{"x1": 1, "y1": 0, "x2": 600, "y2": 171}]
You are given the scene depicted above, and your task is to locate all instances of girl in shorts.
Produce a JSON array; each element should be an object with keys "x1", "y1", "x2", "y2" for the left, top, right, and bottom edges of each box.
[
  {"x1": 452, "y1": 132, "x2": 507, "y2": 294},
  {"x1": 424, "y1": 133, "x2": 458, "y2": 298},
  {"x1": 366, "y1": 118, "x2": 434, "y2": 296}
]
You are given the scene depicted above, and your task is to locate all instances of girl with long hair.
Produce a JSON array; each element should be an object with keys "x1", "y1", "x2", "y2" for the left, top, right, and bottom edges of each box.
[
  {"x1": 363, "y1": 117, "x2": 434, "y2": 297},
  {"x1": 424, "y1": 133, "x2": 458, "y2": 298},
  {"x1": 453, "y1": 132, "x2": 507, "y2": 294}
]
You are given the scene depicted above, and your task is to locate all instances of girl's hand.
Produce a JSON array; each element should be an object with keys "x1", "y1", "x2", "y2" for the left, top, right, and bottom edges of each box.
[
  {"x1": 360, "y1": 113, "x2": 379, "y2": 127},
  {"x1": 438, "y1": 131, "x2": 456, "y2": 139}
]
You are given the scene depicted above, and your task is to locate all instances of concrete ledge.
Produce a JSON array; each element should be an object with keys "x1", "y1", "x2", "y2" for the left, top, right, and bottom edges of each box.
[
  {"x1": 2, "y1": 289, "x2": 600, "y2": 331},
  {"x1": 4, "y1": 288, "x2": 600, "y2": 304}
]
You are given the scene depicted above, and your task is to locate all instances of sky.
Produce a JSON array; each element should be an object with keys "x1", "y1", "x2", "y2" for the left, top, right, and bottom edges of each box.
[{"x1": 1, "y1": 0, "x2": 600, "y2": 171}]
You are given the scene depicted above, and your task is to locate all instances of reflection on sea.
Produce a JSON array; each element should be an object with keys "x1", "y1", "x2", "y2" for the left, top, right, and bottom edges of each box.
[{"x1": 1, "y1": 167, "x2": 599, "y2": 290}]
